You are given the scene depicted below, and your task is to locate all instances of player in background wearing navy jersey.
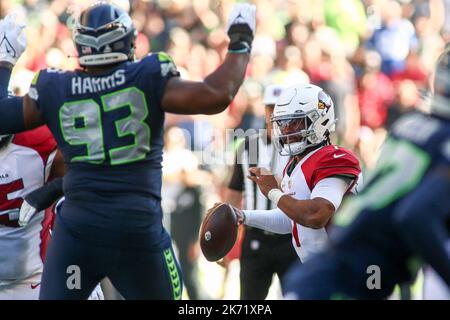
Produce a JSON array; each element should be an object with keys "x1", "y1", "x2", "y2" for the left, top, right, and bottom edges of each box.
[
  {"x1": 0, "y1": 2, "x2": 256, "y2": 299},
  {"x1": 281, "y1": 45, "x2": 450, "y2": 300}
]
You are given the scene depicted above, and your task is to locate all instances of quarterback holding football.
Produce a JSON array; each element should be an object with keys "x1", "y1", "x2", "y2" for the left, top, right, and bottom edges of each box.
[{"x1": 201, "y1": 83, "x2": 363, "y2": 263}]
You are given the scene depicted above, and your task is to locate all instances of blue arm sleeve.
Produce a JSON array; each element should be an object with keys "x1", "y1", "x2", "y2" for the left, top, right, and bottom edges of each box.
[
  {"x1": 393, "y1": 169, "x2": 450, "y2": 286},
  {"x1": 0, "y1": 66, "x2": 25, "y2": 134},
  {"x1": 0, "y1": 96, "x2": 25, "y2": 134},
  {"x1": 24, "y1": 177, "x2": 64, "y2": 211}
]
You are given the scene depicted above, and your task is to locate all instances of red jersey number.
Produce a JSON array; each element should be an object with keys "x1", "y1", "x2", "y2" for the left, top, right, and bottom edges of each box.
[{"x1": 0, "y1": 179, "x2": 24, "y2": 227}]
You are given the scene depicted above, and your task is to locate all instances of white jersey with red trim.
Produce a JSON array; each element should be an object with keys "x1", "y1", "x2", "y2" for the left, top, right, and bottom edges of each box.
[
  {"x1": 280, "y1": 145, "x2": 361, "y2": 262},
  {"x1": 0, "y1": 126, "x2": 57, "y2": 286}
]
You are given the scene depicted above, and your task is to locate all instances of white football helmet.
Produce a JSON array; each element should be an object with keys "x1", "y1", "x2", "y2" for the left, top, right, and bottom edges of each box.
[{"x1": 272, "y1": 83, "x2": 336, "y2": 156}]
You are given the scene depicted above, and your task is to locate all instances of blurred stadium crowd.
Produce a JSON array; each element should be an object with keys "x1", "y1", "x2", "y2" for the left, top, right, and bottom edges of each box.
[{"x1": 0, "y1": 0, "x2": 448, "y2": 299}]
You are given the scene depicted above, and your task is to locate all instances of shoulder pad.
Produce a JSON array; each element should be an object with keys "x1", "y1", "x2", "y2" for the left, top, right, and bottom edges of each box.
[
  {"x1": 13, "y1": 126, "x2": 57, "y2": 164},
  {"x1": 29, "y1": 71, "x2": 42, "y2": 101},
  {"x1": 315, "y1": 145, "x2": 360, "y2": 168},
  {"x1": 156, "y1": 52, "x2": 179, "y2": 77},
  {"x1": 302, "y1": 145, "x2": 362, "y2": 189}
]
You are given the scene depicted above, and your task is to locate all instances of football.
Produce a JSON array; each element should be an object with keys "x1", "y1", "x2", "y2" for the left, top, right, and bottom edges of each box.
[{"x1": 199, "y1": 203, "x2": 239, "y2": 262}]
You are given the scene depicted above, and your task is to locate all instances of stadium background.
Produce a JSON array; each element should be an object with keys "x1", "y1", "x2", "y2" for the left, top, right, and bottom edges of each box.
[{"x1": 0, "y1": 0, "x2": 447, "y2": 299}]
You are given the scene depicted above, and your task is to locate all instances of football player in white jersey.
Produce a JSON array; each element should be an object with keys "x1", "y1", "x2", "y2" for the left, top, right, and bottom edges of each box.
[
  {"x1": 234, "y1": 83, "x2": 363, "y2": 263},
  {"x1": 0, "y1": 125, "x2": 61, "y2": 299}
]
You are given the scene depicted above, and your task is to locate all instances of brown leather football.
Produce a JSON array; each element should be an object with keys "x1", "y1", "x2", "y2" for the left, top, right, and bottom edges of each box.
[{"x1": 199, "y1": 203, "x2": 238, "y2": 262}]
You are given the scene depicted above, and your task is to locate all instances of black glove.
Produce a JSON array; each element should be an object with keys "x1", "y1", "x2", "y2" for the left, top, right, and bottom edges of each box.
[{"x1": 226, "y1": 4, "x2": 256, "y2": 53}]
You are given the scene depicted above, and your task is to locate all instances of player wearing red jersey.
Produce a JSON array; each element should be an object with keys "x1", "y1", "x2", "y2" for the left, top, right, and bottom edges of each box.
[
  {"x1": 236, "y1": 83, "x2": 363, "y2": 262},
  {"x1": 0, "y1": 126, "x2": 60, "y2": 299}
]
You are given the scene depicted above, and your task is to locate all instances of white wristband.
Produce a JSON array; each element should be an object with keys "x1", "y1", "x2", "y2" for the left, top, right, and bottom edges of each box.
[
  {"x1": 268, "y1": 189, "x2": 285, "y2": 206},
  {"x1": 241, "y1": 210, "x2": 247, "y2": 224}
]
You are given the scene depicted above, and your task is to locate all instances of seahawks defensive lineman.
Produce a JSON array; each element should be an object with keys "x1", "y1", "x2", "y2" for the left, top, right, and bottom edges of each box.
[
  {"x1": 0, "y1": 2, "x2": 256, "y2": 299},
  {"x1": 282, "y1": 46, "x2": 450, "y2": 299}
]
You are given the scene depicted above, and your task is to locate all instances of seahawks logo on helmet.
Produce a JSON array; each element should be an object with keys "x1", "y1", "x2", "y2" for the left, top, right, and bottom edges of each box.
[{"x1": 72, "y1": 2, "x2": 137, "y2": 67}]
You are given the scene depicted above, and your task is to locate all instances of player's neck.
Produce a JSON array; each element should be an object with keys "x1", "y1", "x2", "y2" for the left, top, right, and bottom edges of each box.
[
  {"x1": 84, "y1": 63, "x2": 122, "y2": 75},
  {"x1": 293, "y1": 143, "x2": 327, "y2": 162}
]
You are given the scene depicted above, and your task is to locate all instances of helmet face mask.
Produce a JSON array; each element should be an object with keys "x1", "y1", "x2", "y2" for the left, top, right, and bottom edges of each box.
[
  {"x1": 73, "y1": 3, "x2": 137, "y2": 67},
  {"x1": 272, "y1": 84, "x2": 336, "y2": 156}
]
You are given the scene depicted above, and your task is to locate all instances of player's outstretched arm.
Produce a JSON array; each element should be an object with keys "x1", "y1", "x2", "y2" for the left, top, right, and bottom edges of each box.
[
  {"x1": 0, "y1": 14, "x2": 44, "y2": 135},
  {"x1": 18, "y1": 150, "x2": 65, "y2": 227},
  {"x1": 247, "y1": 167, "x2": 351, "y2": 229},
  {"x1": 18, "y1": 177, "x2": 64, "y2": 226},
  {"x1": 239, "y1": 208, "x2": 293, "y2": 234},
  {"x1": 161, "y1": 4, "x2": 255, "y2": 115},
  {"x1": 0, "y1": 72, "x2": 46, "y2": 135},
  {"x1": 393, "y1": 167, "x2": 450, "y2": 286}
]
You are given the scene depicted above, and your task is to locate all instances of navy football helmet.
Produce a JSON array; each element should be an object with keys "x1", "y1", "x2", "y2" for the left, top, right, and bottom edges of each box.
[{"x1": 73, "y1": 2, "x2": 137, "y2": 66}]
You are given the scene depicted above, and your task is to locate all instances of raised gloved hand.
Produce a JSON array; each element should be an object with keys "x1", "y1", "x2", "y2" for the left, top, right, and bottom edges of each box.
[
  {"x1": 0, "y1": 14, "x2": 27, "y2": 66},
  {"x1": 226, "y1": 3, "x2": 256, "y2": 54}
]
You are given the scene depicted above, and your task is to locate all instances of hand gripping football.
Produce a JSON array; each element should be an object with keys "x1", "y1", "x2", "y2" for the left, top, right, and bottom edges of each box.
[{"x1": 199, "y1": 203, "x2": 239, "y2": 262}]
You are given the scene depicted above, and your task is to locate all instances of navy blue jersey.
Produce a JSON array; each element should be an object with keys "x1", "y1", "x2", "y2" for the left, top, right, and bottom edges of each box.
[
  {"x1": 28, "y1": 53, "x2": 179, "y2": 249},
  {"x1": 325, "y1": 111, "x2": 450, "y2": 298}
]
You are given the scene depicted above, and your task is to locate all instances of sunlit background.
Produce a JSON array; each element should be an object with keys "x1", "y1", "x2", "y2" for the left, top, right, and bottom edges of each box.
[{"x1": 1, "y1": 0, "x2": 448, "y2": 299}]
